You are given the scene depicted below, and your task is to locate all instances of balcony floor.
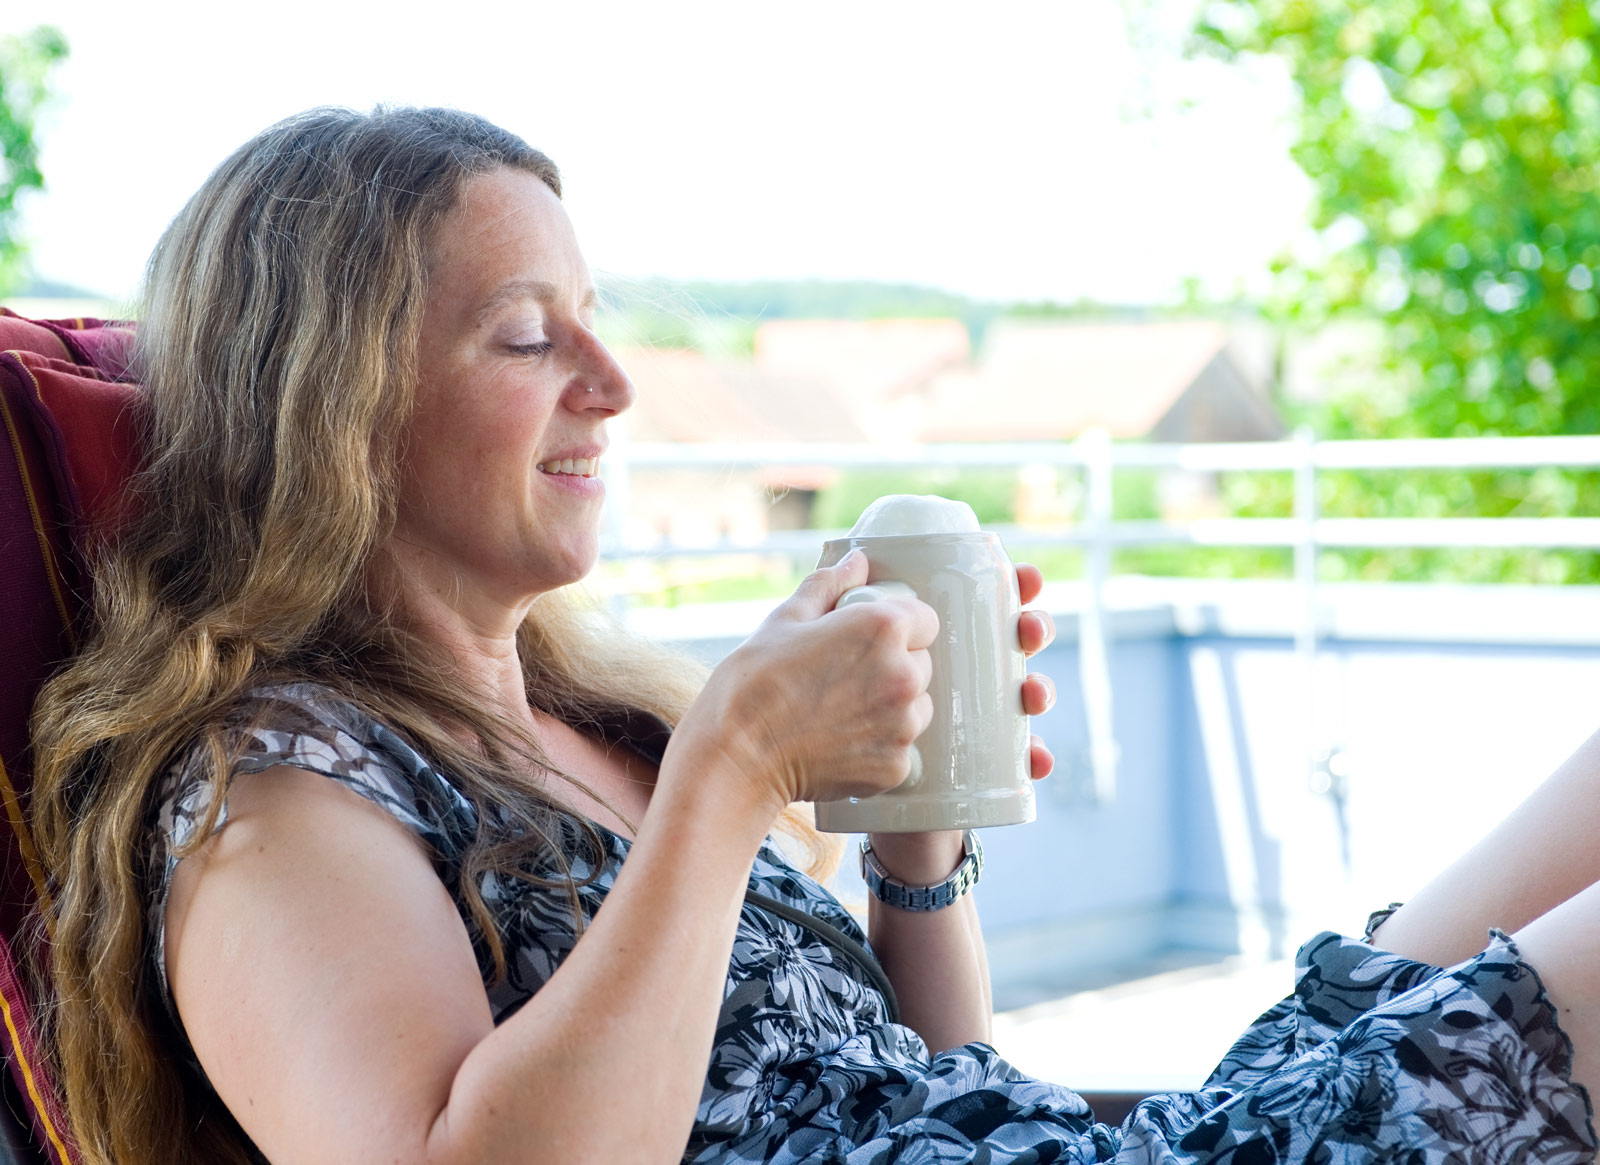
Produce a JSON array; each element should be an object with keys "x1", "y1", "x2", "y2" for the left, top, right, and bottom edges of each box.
[{"x1": 990, "y1": 952, "x2": 1296, "y2": 1095}]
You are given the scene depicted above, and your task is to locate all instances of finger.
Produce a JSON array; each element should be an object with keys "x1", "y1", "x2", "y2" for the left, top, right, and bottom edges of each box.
[
  {"x1": 833, "y1": 594, "x2": 939, "y2": 660},
  {"x1": 1022, "y1": 673, "x2": 1056, "y2": 717},
  {"x1": 1018, "y1": 609, "x2": 1055, "y2": 656},
  {"x1": 893, "y1": 597, "x2": 940, "y2": 651},
  {"x1": 907, "y1": 646, "x2": 934, "y2": 696},
  {"x1": 1016, "y1": 562, "x2": 1044, "y2": 605},
  {"x1": 775, "y1": 549, "x2": 869, "y2": 621},
  {"x1": 1029, "y1": 734, "x2": 1054, "y2": 781}
]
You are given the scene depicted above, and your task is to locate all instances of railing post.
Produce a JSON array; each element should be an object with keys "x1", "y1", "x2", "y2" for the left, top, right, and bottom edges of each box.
[
  {"x1": 602, "y1": 422, "x2": 632, "y2": 618},
  {"x1": 1293, "y1": 426, "x2": 1318, "y2": 779},
  {"x1": 1078, "y1": 427, "x2": 1119, "y2": 804}
]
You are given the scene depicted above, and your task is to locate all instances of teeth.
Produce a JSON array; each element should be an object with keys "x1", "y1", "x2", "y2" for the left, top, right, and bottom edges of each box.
[{"x1": 540, "y1": 458, "x2": 597, "y2": 476}]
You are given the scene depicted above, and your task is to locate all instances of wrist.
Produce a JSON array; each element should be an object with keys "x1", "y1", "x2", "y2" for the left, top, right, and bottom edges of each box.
[
  {"x1": 673, "y1": 667, "x2": 799, "y2": 822},
  {"x1": 864, "y1": 830, "x2": 966, "y2": 884},
  {"x1": 654, "y1": 733, "x2": 787, "y2": 849},
  {"x1": 861, "y1": 831, "x2": 983, "y2": 913}
]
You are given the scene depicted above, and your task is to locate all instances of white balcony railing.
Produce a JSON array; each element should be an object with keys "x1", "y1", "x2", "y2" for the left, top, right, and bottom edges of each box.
[{"x1": 600, "y1": 430, "x2": 1600, "y2": 805}]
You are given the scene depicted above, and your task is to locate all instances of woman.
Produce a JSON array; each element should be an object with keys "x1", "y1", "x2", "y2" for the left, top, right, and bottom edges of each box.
[{"x1": 28, "y1": 106, "x2": 1598, "y2": 1165}]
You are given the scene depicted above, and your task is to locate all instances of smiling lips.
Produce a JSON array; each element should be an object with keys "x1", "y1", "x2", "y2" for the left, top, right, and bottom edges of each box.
[{"x1": 538, "y1": 457, "x2": 598, "y2": 477}]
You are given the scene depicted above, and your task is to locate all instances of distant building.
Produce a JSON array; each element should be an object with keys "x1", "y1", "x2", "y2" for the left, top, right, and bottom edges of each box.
[
  {"x1": 753, "y1": 318, "x2": 971, "y2": 443},
  {"x1": 619, "y1": 345, "x2": 866, "y2": 446},
  {"x1": 915, "y1": 319, "x2": 1284, "y2": 523},
  {"x1": 614, "y1": 345, "x2": 867, "y2": 544},
  {"x1": 608, "y1": 317, "x2": 1291, "y2": 542},
  {"x1": 918, "y1": 320, "x2": 1283, "y2": 444}
]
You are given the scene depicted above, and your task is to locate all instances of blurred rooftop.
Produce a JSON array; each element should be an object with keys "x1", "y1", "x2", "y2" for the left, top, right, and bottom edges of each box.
[{"x1": 614, "y1": 315, "x2": 1286, "y2": 451}]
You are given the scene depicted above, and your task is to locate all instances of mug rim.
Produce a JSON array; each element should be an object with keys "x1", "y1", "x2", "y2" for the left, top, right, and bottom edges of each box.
[{"x1": 821, "y1": 531, "x2": 1001, "y2": 548}]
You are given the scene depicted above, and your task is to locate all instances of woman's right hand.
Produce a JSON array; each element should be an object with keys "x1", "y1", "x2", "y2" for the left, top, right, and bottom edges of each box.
[{"x1": 668, "y1": 549, "x2": 939, "y2": 818}]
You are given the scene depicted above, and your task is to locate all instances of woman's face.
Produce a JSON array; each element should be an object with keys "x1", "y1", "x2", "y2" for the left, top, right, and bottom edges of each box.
[{"x1": 392, "y1": 167, "x2": 634, "y2": 619}]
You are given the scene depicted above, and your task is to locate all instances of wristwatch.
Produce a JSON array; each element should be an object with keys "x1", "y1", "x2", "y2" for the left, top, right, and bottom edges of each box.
[{"x1": 859, "y1": 830, "x2": 984, "y2": 912}]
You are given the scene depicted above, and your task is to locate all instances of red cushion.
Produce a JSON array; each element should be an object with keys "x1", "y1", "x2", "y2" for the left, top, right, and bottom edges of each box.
[
  {"x1": 0, "y1": 311, "x2": 75, "y2": 362},
  {"x1": 0, "y1": 307, "x2": 135, "y2": 382},
  {"x1": 0, "y1": 933, "x2": 77, "y2": 1164},
  {"x1": 0, "y1": 307, "x2": 137, "y2": 1164},
  {"x1": 1, "y1": 352, "x2": 140, "y2": 539}
]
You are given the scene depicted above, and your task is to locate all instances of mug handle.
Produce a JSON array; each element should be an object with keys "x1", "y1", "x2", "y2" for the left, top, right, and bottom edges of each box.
[{"x1": 835, "y1": 580, "x2": 924, "y2": 788}]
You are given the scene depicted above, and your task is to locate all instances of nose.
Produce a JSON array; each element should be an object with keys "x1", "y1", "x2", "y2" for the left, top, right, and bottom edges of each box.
[{"x1": 569, "y1": 329, "x2": 636, "y2": 414}]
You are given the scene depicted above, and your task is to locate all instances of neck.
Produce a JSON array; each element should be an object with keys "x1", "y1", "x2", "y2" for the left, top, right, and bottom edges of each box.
[{"x1": 370, "y1": 545, "x2": 543, "y2": 730}]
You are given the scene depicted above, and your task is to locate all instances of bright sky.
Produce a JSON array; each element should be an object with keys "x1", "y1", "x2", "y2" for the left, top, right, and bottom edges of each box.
[{"x1": 4, "y1": 0, "x2": 1309, "y2": 307}]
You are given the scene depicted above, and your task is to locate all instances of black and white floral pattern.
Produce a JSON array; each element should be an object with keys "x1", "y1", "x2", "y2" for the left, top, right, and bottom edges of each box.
[{"x1": 149, "y1": 685, "x2": 1597, "y2": 1163}]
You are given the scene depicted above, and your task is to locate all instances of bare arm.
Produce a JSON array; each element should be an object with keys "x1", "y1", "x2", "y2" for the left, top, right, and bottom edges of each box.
[
  {"x1": 865, "y1": 830, "x2": 993, "y2": 1052},
  {"x1": 168, "y1": 756, "x2": 775, "y2": 1165},
  {"x1": 864, "y1": 566, "x2": 1056, "y2": 1055},
  {"x1": 165, "y1": 553, "x2": 940, "y2": 1165}
]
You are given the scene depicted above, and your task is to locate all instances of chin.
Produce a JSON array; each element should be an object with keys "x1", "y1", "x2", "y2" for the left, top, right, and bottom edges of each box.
[{"x1": 529, "y1": 551, "x2": 601, "y2": 595}]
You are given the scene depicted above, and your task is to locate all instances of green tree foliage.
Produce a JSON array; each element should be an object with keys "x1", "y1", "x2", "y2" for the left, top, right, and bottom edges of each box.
[
  {"x1": 1196, "y1": 0, "x2": 1600, "y2": 438},
  {"x1": 811, "y1": 468, "x2": 1021, "y2": 531},
  {"x1": 1195, "y1": 1, "x2": 1600, "y2": 583},
  {"x1": 0, "y1": 25, "x2": 67, "y2": 296}
]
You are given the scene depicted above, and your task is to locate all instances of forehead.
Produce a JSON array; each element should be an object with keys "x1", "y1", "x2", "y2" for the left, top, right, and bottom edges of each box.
[{"x1": 425, "y1": 167, "x2": 589, "y2": 316}]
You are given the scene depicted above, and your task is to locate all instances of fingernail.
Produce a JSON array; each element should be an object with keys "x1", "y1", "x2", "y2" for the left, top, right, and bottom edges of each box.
[{"x1": 839, "y1": 548, "x2": 864, "y2": 569}]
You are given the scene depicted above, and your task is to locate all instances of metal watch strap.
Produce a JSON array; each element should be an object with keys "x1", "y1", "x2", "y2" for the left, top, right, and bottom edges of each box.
[{"x1": 859, "y1": 830, "x2": 984, "y2": 912}]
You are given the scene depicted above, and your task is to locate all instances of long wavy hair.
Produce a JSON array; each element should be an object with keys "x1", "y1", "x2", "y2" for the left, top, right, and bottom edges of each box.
[{"x1": 28, "y1": 106, "x2": 840, "y2": 1165}]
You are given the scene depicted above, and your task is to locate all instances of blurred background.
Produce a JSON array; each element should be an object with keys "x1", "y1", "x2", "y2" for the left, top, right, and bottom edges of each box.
[{"x1": 8, "y1": 0, "x2": 1600, "y2": 1096}]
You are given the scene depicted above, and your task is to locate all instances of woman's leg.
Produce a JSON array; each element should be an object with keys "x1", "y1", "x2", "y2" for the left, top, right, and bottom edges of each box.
[
  {"x1": 1370, "y1": 725, "x2": 1600, "y2": 965},
  {"x1": 1515, "y1": 881, "x2": 1600, "y2": 1099}
]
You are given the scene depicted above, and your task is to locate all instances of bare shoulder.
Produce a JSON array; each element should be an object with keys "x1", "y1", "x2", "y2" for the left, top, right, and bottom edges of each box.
[{"x1": 165, "y1": 763, "x2": 494, "y2": 1162}]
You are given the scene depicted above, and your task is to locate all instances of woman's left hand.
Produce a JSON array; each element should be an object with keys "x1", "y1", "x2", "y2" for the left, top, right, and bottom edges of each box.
[{"x1": 1017, "y1": 562, "x2": 1056, "y2": 781}]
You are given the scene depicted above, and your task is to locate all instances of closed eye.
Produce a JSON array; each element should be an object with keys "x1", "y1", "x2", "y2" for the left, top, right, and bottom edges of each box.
[{"x1": 508, "y1": 341, "x2": 554, "y2": 357}]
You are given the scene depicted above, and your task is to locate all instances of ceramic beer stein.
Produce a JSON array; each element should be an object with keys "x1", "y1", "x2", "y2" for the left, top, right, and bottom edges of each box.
[{"x1": 812, "y1": 495, "x2": 1036, "y2": 833}]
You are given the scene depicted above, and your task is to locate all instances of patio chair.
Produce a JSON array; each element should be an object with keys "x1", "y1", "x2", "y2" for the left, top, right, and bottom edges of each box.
[{"x1": 0, "y1": 304, "x2": 139, "y2": 1164}]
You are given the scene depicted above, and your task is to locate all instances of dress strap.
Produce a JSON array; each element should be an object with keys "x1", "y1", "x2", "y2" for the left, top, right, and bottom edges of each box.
[{"x1": 742, "y1": 888, "x2": 901, "y2": 1025}]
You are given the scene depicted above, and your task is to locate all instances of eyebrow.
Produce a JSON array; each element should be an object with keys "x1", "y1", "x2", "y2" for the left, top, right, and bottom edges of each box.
[{"x1": 472, "y1": 280, "x2": 598, "y2": 326}]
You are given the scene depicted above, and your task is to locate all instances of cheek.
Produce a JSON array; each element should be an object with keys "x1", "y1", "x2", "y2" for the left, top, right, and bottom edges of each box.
[
  {"x1": 397, "y1": 410, "x2": 481, "y2": 507},
  {"x1": 409, "y1": 392, "x2": 525, "y2": 474},
  {"x1": 402, "y1": 360, "x2": 555, "y2": 505}
]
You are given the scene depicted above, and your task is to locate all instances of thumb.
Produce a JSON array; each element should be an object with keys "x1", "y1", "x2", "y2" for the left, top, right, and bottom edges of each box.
[{"x1": 776, "y1": 549, "x2": 869, "y2": 622}]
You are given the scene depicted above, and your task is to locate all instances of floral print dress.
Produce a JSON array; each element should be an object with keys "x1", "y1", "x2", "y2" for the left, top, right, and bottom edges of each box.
[{"x1": 150, "y1": 685, "x2": 1596, "y2": 1163}]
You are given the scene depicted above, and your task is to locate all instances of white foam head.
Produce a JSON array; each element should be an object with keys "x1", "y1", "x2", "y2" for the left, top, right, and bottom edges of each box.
[{"x1": 849, "y1": 494, "x2": 981, "y2": 537}]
